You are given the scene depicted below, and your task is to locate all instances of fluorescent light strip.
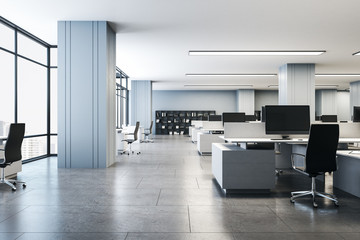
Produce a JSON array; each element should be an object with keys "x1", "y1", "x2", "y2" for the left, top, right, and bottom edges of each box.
[
  {"x1": 189, "y1": 50, "x2": 326, "y2": 56},
  {"x1": 316, "y1": 74, "x2": 360, "y2": 77},
  {"x1": 352, "y1": 51, "x2": 360, "y2": 56},
  {"x1": 316, "y1": 84, "x2": 339, "y2": 87},
  {"x1": 184, "y1": 84, "x2": 253, "y2": 87},
  {"x1": 186, "y1": 73, "x2": 276, "y2": 77}
]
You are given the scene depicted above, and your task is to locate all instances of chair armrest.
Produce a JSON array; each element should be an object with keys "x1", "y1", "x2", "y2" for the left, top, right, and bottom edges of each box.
[{"x1": 291, "y1": 153, "x2": 306, "y2": 172}]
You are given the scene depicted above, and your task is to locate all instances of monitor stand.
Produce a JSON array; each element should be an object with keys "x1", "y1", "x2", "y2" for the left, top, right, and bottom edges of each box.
[{"x1": 271, "y1": 135, "x2": 291, "y2": 140}]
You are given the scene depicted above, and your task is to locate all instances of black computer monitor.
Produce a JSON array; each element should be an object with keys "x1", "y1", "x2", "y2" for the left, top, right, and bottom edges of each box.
[
  {"x1": 261, "y1": 106, "x2": 266, "y2": 122},
  {"x1": 245, "y1": 115, "x2": 256, "y2": 122},
  {"x1": 222, "y1": 112, "x2": 245, "y2": 125},
  {"x1": 265, "y1": 105, "x2": 310, "y2": 137},
  {"x1": 353, "y1": 106, "x2": 360, "y2": 122},
  {"x1": 321, "y1": 115, "x2": 337, "y2": 122},
  {"x1": 209, "y1": 115, "x2": 222, "y2": 121}
]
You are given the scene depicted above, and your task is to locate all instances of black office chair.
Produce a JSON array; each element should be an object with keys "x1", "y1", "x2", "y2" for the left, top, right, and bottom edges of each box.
[
  {"x1": 121, "y1": 121, "x2": 141, "y2": 155},
  {"x1": 141, "y1": 121, "x2": 153, "y2": 143},
  {"x1": 0, "y1": 123, "x2": 26, "y2": 191},
  {"x1": 290, "y1": 124, "x2": 339, "y2": 208}
]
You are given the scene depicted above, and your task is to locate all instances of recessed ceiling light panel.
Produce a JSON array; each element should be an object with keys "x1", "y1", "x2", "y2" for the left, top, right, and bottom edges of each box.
[
  {"x1": 184, "y1": 84, "x2": 253, "y2": 87},
  {"x1": 316, "y1": 74, "x2": 360, "y2": 77},
  {"x1": 188, "y1": 50, "x2": 326, "y2": 56},
  {"x1": 185, "y1": 73, "x2": 277, "y2": 77}
]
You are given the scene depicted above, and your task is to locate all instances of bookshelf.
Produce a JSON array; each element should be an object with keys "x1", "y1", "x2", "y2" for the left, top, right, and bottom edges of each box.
[{"x1": 155, "y1": 110, "x2": 216, "y2": 135}]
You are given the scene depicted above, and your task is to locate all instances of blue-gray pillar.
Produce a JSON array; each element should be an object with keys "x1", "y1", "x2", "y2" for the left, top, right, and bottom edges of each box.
[
  {"x1": 350, "y1": 81, "x2": 360, "y2": 119},
  {"x1": 58, "y1": 21, "x2": 116, "y2": 168},
  {"x1": 278, "y1": 63, "x2": 315, "y2": 122},
  {"x1": 236, "y1": 89, "x2": 255, "y2": 114},
  {"x1": 130, "y1": 80, "x2": 152, "y2": 128},
  {"x1": 315, "y1": 89, "x2": 337, "y2": 117}
]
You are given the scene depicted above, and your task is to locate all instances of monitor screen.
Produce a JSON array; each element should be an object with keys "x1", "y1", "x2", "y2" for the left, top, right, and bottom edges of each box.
[
  {"x1": 321, "y1": 115, "x2": 337, "y2": 122},
  {"x1": 261, "y1": 106, "x2": 266, "y2": 122},
  {"x1": 354, "y1": 106, "x2": 360, "y2": 122},
  {"x1": 245, "y1": 115, "x2": 256, "y2": 122},
  {"x1": 265, "y1": 105, "x2": 310, "y2": 135},
  {"x1": 209, "y1": 115, "x2": 222, "y2": 121},
  {"x1": 222, "y1": 112, "x2": 245, "y2": 125}
]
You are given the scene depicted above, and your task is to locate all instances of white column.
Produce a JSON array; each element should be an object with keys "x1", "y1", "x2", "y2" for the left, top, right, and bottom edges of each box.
[
  {"x1": 278, "y1": 63, "x2": 315, "y2": 121},
  {"x1": 130, "y1": 80, "x2": 152, "y2": 128},
  {"x1": 236, "y1": 89, "x2": 254, "y2": 114},
  {"x1": 58, "y1": 21, "x2": 116, "y2": 168},
  {"x1": 350, "y1": 81, "x2": 360, "y2": 118},
  {"x1": 315, "y1": 89, "x2": 337, "y2": 116}
]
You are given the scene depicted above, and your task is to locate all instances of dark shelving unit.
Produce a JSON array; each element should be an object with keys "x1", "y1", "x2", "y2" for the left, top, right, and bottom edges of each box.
[{"x1": 155, "y1": 110, "x2": 216, "y2": 135}]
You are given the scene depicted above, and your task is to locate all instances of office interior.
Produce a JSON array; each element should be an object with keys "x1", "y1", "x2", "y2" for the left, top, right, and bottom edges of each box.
[{"x1": 2, "y1": 1, "x2": 360, "y2": 239}]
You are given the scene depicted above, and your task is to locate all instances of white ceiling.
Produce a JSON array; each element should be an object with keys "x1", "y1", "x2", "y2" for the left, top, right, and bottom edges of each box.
[{"x1": 2, "y1": 0, "x2": 360, "y2": 90}]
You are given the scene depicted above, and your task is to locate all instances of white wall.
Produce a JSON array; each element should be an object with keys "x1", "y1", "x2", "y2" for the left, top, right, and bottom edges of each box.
[
  {"x1": 152, "y1": 90, "x2": 237, "y2": 115},
  {"x1": 254, "y1": 90, "x2": 278, "y2": 110}
]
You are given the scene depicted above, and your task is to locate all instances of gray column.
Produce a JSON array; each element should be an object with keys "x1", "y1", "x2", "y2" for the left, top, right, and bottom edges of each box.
[
  {"x1": 350, "y1": 81, "x2": 360, "y2": 118},
  {"x1": 58, "y1": 21, "x2": 116, "y2": 168},
  {"x1": 315, "y1": 89, "x2": 337, "y2": 116},
  {"x1": 278, "y1": 63, "x2": 315, "y2": 121},
  {"x1": 236, "y1": 89, "x2": 254, "y2": 114},
  {"x1": 130, "y1": 80, "x2": 152, "y2": 128}
]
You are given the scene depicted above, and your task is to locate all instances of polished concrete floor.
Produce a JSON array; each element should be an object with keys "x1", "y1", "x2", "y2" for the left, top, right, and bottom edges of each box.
[{"x1": 1, "y1": 135, "x2": 360, "y2": 240}]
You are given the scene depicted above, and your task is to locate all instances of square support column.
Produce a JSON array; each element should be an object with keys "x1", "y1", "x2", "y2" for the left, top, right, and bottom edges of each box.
[
  {"x1": 130, "y1": 80, "x2": 152, "y2": 128},
  {"x1": 278, "y1": 64, "x2": 315, "y2": 121},
  {"x1": 236, "y1": 89, "x2": 254, "y2": 115},
  {"x1": 58, "y1": 21, "x2": 116, "y2": 168}
]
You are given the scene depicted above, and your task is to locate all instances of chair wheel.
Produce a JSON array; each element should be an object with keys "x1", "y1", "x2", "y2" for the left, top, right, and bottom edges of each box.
[
  {"x1": 290, "y1": 198, "x2": 295, "y2": 203},
  {"x1": 334, "y1": 201, "x2": 339, "y2": 207},
  {"x1": 22, "y1": 184, "x2": 26, "y2": 188},
  {"x1": 313, "y1": 202, "x2": 318, "y2": 208},
  {"x1": 13, "y1": 182, "x2": 16, "y2": 185},
  {"x1": 12, "y1": 188, "x2": 16, "y2": 191}
]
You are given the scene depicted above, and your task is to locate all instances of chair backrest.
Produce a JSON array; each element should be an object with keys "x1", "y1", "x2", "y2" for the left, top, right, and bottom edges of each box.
[
  {"x1": 4, "y1": 123, "x2": 25, "y2": 163},
  {"x1": 133, "y1": 122, "x2": 140, "y2": 141},
  {"x1": 305, "y1": 124, "x2": 339, "y2": 174},
  {"x1": 149, "y1": 121, "x2": 153, "y2": 134}
]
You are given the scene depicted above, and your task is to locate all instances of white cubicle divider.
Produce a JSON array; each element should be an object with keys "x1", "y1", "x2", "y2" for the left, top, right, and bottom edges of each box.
[
  {"x1": 202, "y1": 121, "x2": 223, "y2": 130},
  {"x1": 222, "y1": 122, "x2": 293, "y2": 169},
  {"x1": 224, "y1": 122, "x2": 272, "y2": 138},
  {"x1": 339, "y1": 122, "x2": 360, "y2": 138}
]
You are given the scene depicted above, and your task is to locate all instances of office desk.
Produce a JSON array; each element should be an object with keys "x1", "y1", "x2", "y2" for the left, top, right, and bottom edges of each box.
[
  {"x1": 213, "y1": 137, "x2": 360, "y2": 193},
  {"x1": 197, "y1": 131, "x2": 225, "y2": 155},
  {"x1": 219, "y1": 136, "x2": 360, "y2": 144},
  {"x1": 333, "y1": 151, "x2": 360, "y2": 198}
]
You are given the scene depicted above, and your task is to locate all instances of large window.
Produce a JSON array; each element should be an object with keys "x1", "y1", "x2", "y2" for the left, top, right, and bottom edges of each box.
[
  {"x1": 0, "y1": 17, "x2": 57, "y2": 162},
  {"x1": 116, "y1": 67, "x2": 129, "y2": 128}
]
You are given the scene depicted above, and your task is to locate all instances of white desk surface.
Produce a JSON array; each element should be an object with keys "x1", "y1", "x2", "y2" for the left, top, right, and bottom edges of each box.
[
  {"x1": 219, "y1": 136, "x2": 360, "y2": 144},
  {"x1": 337, "y1": 150, "x2": 360, "y2": 159}
]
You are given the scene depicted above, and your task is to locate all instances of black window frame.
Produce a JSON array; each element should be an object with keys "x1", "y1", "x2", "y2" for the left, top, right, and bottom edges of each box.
[{"x1": 0, "y1": 16, "x2": 57, "y2": 163}]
